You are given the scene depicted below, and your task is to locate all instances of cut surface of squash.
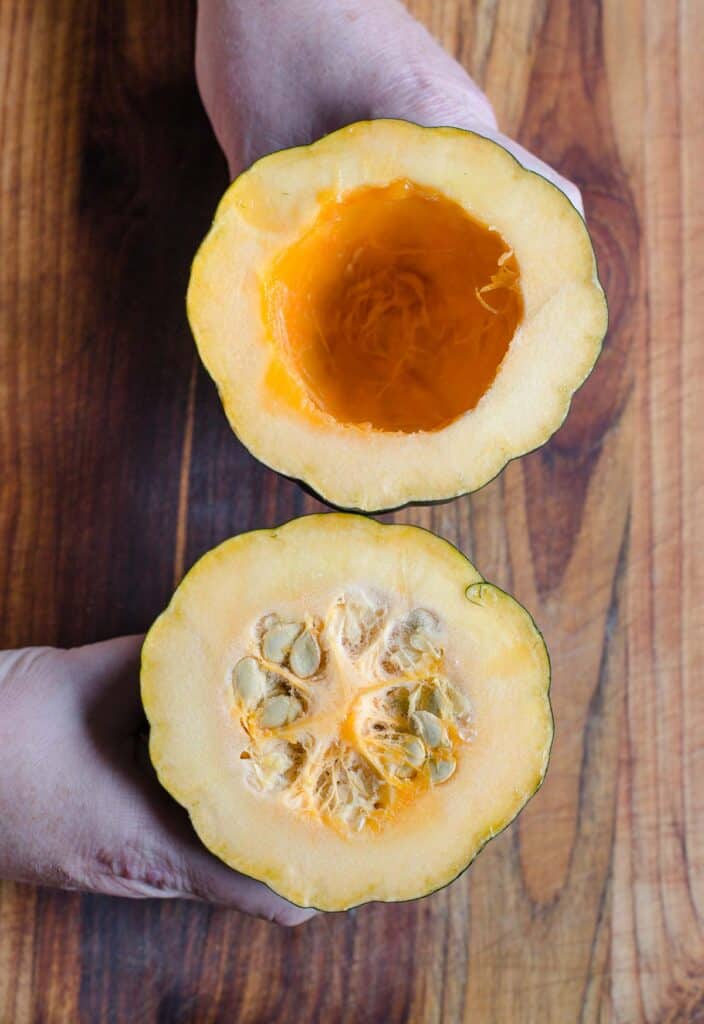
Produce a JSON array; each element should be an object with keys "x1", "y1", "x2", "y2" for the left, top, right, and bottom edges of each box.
[
  {"x1": 141, "y1": 514, "x2": 552, "y2": 911},
  {"x1": 188, "y1": 119, "x2": 607, "y2": 510}
]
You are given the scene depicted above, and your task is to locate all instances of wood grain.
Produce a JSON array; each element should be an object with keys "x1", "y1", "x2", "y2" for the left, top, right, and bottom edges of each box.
[{"x1": 0, "y1": 1, "x2": 701, "y2": 1020}]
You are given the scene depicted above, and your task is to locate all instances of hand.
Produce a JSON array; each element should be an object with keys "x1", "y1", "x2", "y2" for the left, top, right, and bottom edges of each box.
[
  {"x1": 0, "y1": 637, "x2": 314, "y2": 925},
  {"x1": 196, "y1": 0, "x2": 582, "y2": 212}
]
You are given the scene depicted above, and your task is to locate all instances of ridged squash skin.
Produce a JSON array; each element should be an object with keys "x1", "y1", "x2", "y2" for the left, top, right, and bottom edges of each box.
[
  {"x1": 141, "y1": 514, "x2": 552, "y2": 911},
  {"x1": 187, "y1": 119, "x2": 607, "y2": 511}
]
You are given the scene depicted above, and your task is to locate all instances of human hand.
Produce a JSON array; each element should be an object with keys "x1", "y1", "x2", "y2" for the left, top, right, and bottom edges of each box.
[
  {"x1": 196, "y1": 0, "x2": 582, "y2": 212},
  {"x1": 0, "y1": 637, "x2": 314, "y2": 925}
]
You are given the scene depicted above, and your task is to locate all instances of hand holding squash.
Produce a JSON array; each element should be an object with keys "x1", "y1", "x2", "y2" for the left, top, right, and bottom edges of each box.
[
  {"x1": 0, "y1": 638, "x2": 314, "y2": 924},
  {"x1": 196, "y1": 0, "x2": 582, "y2": 211},
  {"x1": 191, "y1": 0, "x2": 604, "y2": 510}
]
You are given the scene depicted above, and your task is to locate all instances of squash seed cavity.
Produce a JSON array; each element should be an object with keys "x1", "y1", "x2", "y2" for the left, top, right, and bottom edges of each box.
[{"x1": 229, "y1": 595, "x2": 474, "y2": 833}]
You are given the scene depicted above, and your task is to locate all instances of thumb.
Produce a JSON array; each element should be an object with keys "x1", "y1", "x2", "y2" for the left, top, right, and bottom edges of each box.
[
  {"x1": 472, "y1": 126, "x2": 585, "y2": 216},
  {"x1": 171, "y1": 828, "x2": 317, "y2": 925},
  {"x1": 123, "y1": 736, "x2": 316, "y2": 925}
]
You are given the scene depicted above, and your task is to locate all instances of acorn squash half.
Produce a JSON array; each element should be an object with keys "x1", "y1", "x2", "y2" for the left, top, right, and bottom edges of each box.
[
  {"x1": 141, "y1": 514, "x2": 552, "y2": 911},
  {"x1": 187, "y1": 119, "x2": 607, "y2": 511}
]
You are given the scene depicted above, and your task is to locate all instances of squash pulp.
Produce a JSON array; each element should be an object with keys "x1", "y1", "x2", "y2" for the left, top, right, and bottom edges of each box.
[{"x1": 263, "y1": 179, "x2": 523, "y2": 433}]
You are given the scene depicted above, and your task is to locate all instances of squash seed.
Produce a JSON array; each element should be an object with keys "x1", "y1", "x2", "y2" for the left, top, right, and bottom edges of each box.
[
  {"x1": 429, "y1": 757, "x2": 456, "y2": 784},
  {"x1": 262, "y1": 622, "x2": 302, "y2": 664},
  {"x1": 402, "y1": 735, "x2": 426, "y2": 768},
  {"x1": 409, "y1": 630, "x2": 433, "y2": 653},
  {"x1": 259, "y1": 694, "x2": 302, "y2": 728},
  {"x1": 408, "y1": 608, "x2": 437, "y2": 633},
  {"x1": 233, "y1": 657, "x2": 267, "y2": 706},
  {"x1": 289, "y1": 629, "x2": 321, "y2": 678},
  {"x1": 447, "y1": 683, "x2": 472, "y2": 718},
  {"x1": 426, "y1": 681, "x2": 452, "y2": 718},
  {"x1": 407, "y1": 684, "x2": 425, "y2": 716},
  {"x1": 409, "y1": 710, "x2": 447, "y2": 749}
]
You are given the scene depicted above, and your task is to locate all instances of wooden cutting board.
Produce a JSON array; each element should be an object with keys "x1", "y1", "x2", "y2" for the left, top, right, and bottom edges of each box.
[{"x1": 0, "y1": 1, "x2": 701, "y2": 1020}]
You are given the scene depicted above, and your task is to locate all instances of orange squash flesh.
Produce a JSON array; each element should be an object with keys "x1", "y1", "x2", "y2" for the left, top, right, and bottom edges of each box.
[{"x1": 263, "y1": 179, "x2": 523, "y2": 433}]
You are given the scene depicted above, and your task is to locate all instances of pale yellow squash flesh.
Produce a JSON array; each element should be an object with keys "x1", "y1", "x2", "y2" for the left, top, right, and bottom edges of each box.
[
  {"x1": 187, "y1": 119, "x2": 607, "y2": 511},
  {"x1": 141, "y1": 515, "x2": 552, "y2": 911}
]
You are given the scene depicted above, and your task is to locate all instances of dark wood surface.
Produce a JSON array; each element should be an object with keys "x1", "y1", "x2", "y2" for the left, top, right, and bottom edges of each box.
[{"x1": 1, "y1": 1, "x2": 701, "y2": 1020}]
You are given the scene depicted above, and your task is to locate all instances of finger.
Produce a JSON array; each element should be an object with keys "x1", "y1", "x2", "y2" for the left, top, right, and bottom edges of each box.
[
  {"x1": 388, "y1": 78, "x2": 498, "y2": 135},
  {"x1": 178, "y1": 841, "x2": 317, "y2": 926},
  {"x1": 104, "y1": 733, "x2": 317, "y2": 924},
  {"x1": 472, "y1": 127, "x2": 585, "y2": 216},
  {"x1": 150, "y1": 789, "x2": 318, "y2": 924},
  {"x1": 377, "y1": 85, "x2": 583, "y2": 216},
  {"x1": 67, "y1": 635, "x2": 146, "y2": 732}
]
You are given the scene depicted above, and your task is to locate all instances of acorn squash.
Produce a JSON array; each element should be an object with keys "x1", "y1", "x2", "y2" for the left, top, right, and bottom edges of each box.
[
  {"x1": 141, "y1": 514, "x2": 552, "y2": 911},
  {"x1": 187, "y1": 119, "x2": 607, "y2": 511}
]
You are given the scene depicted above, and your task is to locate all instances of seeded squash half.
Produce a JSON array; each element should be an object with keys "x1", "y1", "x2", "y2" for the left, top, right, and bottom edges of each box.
[
  {"x1": 141, "y1": 514, "x2": 552, "y2": 911},
  {"x1": 187, "y1": 118, "x2": 607, "y2": 511}
]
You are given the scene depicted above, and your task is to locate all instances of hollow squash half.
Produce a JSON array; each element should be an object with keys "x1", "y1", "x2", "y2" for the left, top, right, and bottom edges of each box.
[
  {"x1": 187, "y1": 119, "x2": 607, "y2": 511},
  {"x1": 141, "y1": 514, "x2": 552, "y2": 911}
]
